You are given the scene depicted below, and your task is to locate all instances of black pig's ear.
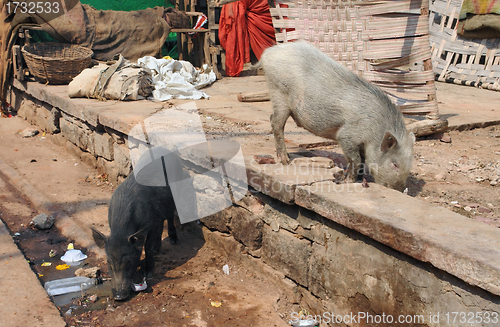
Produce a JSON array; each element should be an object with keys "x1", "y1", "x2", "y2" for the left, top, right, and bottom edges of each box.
[
  {"x1": 128, "y1": 229, "x2": 147, "y2": 248},
  {"x1": 381, "y1": 132, "x2": 397, "y2": 152},
  {"x1": 92, "y1": 228, "x2": 108, "y2": 249}
]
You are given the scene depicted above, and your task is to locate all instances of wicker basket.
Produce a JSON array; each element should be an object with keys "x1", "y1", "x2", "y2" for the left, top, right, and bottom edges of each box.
[
  {"x1": 430, "y1": 0, "x2": 500, "y2": 92},
  {"x1": 270, "y1": 0, "x2": 439, "y2": 117},
  {"x1": 21, "y1": 43, "x2": 93, "y2": 85}
]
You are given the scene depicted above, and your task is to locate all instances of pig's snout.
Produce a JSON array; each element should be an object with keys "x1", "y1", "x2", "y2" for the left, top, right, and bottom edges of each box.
[{"x1": 112, "y1": 287, "x2": 131, "y2": 301}]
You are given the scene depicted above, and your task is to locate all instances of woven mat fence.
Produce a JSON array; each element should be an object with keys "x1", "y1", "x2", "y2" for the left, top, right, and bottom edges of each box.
[
  {"x1": 430, "y1": 0, "x2": 500, "y2": 91},
  {"x1": 270, "y1": 0, "x2": 439, "y2": 117}
]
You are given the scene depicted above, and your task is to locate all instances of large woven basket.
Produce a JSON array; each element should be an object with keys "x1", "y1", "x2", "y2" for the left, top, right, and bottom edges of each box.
[
  {"x1": 21, "y1": 43, "x2": 93, "y2": 85},
  {"x1": 430, "y1": 0, "x2": 500, "y2": 92},
  {"x1": 270, "y1": 0, "x2": 439, "y2": 117}
]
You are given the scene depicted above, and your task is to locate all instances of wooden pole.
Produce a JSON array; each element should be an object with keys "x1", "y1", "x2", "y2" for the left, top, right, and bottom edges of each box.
[{"x1": 237, "y1": 91, "x2": 270, "y2": 102}]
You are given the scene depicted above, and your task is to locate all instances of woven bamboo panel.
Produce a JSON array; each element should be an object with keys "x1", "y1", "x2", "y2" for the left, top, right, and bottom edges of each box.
[
  {"x1": 270, "y1": 0, "x2": 438, "y2": 116},
  {"x1": 430, "y1": 0, "x2": 500, "y2": 91}
]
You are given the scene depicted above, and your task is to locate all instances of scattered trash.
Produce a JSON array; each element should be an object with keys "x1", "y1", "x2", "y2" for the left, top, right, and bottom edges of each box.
[
  {"x1": 61, "y1": 249, "x2": 88, "y2": 263},
  {"x1": 132, "y1": 278, "x2": 147, "y2": 292},
  {"x1": 56, "y1": 264, "x2": 71, "y2": 270},
  {"x1": 20, "y1": 127, "x2": 39, "y2": 138},
  {"x1": 450, "y1": 201, "x2": 458, "y2": 204},
  {"x1": 223, "y1": 264, "x2": 230, "y2": 275},
  {"x1": 67, "y1": 243, "x2": 74, "y2": 250},
  {"x1": 75, "y1": 267, "x2": 101, "y2": 278},
  {"x1": 14, "y1": 232, "x2": 20, "y2": 237},
  {"x1": 87, "y1": 294, "x2": 98, "y2": 303},
  {"x1": 290, "y1": 318, "x2": 318, "y2": 327},
  {"x1": 211, "y1": 300, "x2": 222, "y2": 307},
  {"x1": 362, "y1": 178, "x2": 369, "y2": 188},
  {"x1": 30, "y1": 213, "x2": 55, "y2": 230},
  {"x1": 41, "y1": 262, "x2": 52, "y2": 267},
  {"x1": 290, "y1": 309, "x2": 318, "y2": 327},
  {"x1": 49, "y1": 249, "x2": 57, "y2": 258},
  {"x1": 253, "y1": 154, "x2": 276, "y2": 164},
  {"x1": 45, "y1": 276, "x2": 99, "y2": 296}
]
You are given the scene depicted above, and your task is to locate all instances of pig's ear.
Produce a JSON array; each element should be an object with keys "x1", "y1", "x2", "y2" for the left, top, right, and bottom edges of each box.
[
  {"x1": 381, "y1": 132, "x2": 397, "y2": 152},
  {"x1": 409, "y1": 132, "x2": 416, "y2": 144},
  {"x1": 128, "y1": 229, "x2": 147, "y2": 248},
  {"x1": 92, "y1": 228, "x2": 108, "y2": 249}
]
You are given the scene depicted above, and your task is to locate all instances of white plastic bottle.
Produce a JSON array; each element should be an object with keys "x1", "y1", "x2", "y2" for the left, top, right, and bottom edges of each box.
[{"x1": 44, "y1": 276, "x2": 98, "y2": 296}]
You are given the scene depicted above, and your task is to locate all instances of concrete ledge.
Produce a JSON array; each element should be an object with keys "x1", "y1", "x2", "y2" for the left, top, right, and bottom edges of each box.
[
  {"x1": 245, "y1": 157, "x2": 500, "y2": 297},
  {"x1": 13, "y1": 79, "x2": 164, "y2": 135},
  {"x1": 295, "y1": 181, "x2": 500, "y2": 297},
  {"x1": 246, "y1": 158, "x2": 335, "y2": 204}
]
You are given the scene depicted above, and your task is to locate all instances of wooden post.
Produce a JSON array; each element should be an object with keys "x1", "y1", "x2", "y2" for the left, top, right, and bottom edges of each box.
[
  {"x1": 421, "y1": 5, "x2": 439, "y2": 120},
  {"x1": 12, "y1": 45, "x2": 24, "y2": 81}
]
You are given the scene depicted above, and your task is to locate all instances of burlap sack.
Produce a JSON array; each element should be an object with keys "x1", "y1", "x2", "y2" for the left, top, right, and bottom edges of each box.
[{"x1": 68, "y1": 56, "x2": 154, "y2": 101}]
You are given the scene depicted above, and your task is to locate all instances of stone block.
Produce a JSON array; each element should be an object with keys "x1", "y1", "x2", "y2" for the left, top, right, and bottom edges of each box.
[
  {"x1": 196, "y1": 191, "x2": 232, "y2": 220},
  {"x1": 263, "y1": 199, "x2": 300, "y2": 233},
  {"x1": 200, "y1": 204, "x2": 232, "y2": 233},
  {"x1": 295, "y1": 181, "x2": 500, "y2": 297},
  {"x1": 202, "y1": 227, "x2": 244, "y2": 262},
  {"x1": 262, "y1": 224, "x2": 311, "y2": 287},
  {"x1": 80, "y1": 152, "x2": 97, "y2": 168},
  {"x1": 246, "y1": 156, "x2": 334, "y2": 204},
  {"x1": 97, "y1": 157, "x2": 119, "y2": 183},
  {"x1": 105, "y1": 127, "x2": 126, "y2": 145},
  {"x1": 193, "y1": 174, "x2": 224, "y2": 192},
  {"x1": 65, "y1": 140, "x2": 82, "y2": 159},
  {"x1": 60, "y1": 118, "x2": 77, "y2": 145},
  {"x1": 94, "y1": 131, "x2": 114, "y2": 161},
  {"x1": 60, "y1": 116, "x2": 95, "y2": 153},
  {"x1": 294, "y1": 208, "x2": 330, "y2": 246},
  {"x1": 229, "y1": 207, "x2": 263, "y2": 251},
  {"x1": 17, "y1": 98, "x2": 37, "y2": 124},
  {"x1": 8, "y1": 88, "x2": 23, "y2": 114},
  {"x1": 113, "y1": 143, "x2": 131, "y2": 176},
  {"x1": 35, "y1": 103, "x2": 60, "y2": 134},
  {"x1": 49, "y1": 133, "x2": 66, "y2": 148}
]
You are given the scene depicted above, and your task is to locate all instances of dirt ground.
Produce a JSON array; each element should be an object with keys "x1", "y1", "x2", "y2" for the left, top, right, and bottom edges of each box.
[
  {"x1": 1, "y1": 82, "x2": 500, "y2": 326},
  {"x1": 0, "y1": 116, "x2": 294, "y2": 327}
]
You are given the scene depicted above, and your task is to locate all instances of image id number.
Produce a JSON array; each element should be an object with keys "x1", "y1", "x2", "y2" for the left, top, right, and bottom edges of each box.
[
  {"x1": 445, "y1": 311, "x2": 499, "y2": 324},
  {"x1": 6, "y1": 2, "x2": 60, "y2": 14}
]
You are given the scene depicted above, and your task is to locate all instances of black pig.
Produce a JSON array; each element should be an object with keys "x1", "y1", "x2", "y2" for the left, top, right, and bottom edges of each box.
[{"x1": 92, "y1": 157, "x2": 178, "y2": 300}]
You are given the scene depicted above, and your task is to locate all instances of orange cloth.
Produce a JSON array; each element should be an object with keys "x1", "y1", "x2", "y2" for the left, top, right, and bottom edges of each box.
[{"x1": 219, "y1": 0, "x2": 276, "y2": 77}]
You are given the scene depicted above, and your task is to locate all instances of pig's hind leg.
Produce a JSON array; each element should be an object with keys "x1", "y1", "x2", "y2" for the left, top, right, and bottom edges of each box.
[
  {"x1": 270, "y1": 92, "x2": 292, "y2": 164},
  {"x1": 166, "y1": 211, "x2": 178, "y2": 245}
]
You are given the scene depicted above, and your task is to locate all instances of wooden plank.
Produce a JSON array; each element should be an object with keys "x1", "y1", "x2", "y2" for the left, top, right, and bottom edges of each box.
[{"x1": 171, "y1": 29, "x2": 210, "y2": 33}]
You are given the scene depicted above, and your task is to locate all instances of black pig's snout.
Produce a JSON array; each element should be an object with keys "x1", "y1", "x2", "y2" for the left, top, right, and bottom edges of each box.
[{"x1": 112, "y1": 288, "x2": 130, "y2": 301}]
